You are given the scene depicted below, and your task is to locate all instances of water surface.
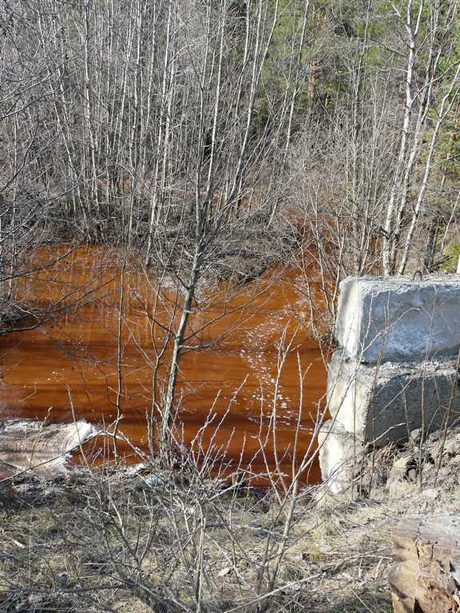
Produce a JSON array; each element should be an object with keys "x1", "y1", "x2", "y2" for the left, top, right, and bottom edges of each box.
[{"x1": 0, "y1": 247, "x2": 327, "y2": 483}]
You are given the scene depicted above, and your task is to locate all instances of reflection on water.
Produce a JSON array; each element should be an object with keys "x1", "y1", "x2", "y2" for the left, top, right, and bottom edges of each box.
[{"x1": 0, "y1": 247, "x2": 327, "y2": 483}]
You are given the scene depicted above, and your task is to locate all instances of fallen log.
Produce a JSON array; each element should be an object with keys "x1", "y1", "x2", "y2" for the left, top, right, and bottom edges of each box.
[
  {"x1": 389, "y1": 514, "x2": 460, "y2": 612},
  {"x1": 0, "y1": 419, "x2": 98, "y2": 478}
]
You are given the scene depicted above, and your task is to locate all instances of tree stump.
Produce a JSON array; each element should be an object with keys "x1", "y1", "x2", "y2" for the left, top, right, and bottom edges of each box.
[{"x1": 389, "y1": 515, "x2": 460, "y2": 612}]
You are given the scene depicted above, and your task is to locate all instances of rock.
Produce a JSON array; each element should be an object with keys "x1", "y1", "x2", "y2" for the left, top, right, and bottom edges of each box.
[
  {"x1": 388, "y1": 456, "x2": 418, "y2": 485},
  {"x1": 389, "y1": 514, "x2": 460, "y2": 612},
  {"x1": 433, "y1": 436, "x2": 460, "y2": 463},
  {"x1": 421, "y1": 488, "x2": 438, "y2": 499},
  {"x1": 56, "y1": 572, "x2": 68, "y2": 587},
  {"x1": 28, "y1": 593, "x2": 44, "y2": 606},
  {"x1": 327, "y1": 349, "x2": 460, "y2": 445},
  {"x1": 335, "y1": 276, "x2": 460, "y2": 364},
  {"x1": 409, "y1": 428, "x2": 423, "y2": 447},
  {"x1": 318, "y1": 420, "x2": 366, "y2": 494}
]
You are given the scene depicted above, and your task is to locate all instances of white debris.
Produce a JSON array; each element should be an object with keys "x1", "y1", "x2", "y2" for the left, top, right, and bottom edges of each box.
[{"x1": 0, "y1": 419, "x2": 99, "y2": 477}]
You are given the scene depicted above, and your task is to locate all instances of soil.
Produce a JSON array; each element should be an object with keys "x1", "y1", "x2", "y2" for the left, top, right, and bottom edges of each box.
[{"x1": 1, "y1": 423, "x2": 459, "y2": 612}]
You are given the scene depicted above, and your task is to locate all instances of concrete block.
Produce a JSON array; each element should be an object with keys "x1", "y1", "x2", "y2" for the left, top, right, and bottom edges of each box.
[
  {"x1": 327, "y1": 350, "x2": 460, "y2": 444},
  {"x1": 318, "y1": 419, "x2": 365, "y2": 494},
  {"x1": 336, "y1": 276, "x2": 460, "y2": 363}
]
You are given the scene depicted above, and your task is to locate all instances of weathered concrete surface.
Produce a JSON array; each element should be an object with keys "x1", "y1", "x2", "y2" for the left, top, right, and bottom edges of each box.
[
  {"x1": 318, "y1": 419, "x2": 365, "y2": 494},
  {"x1": 0, "y1": 420, "x2": 97, "y2": 477},
  {"x1": 327, "y1": 349, "x2": 460, "y2": 444},
  {"x1": 336, "y1": 276, "x2": 460, "y2": 363}
]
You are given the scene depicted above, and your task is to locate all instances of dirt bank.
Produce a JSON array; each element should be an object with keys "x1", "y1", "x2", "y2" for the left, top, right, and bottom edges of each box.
[{"x1": 1, "y1": 422, "x2": 458, "y2": 612}]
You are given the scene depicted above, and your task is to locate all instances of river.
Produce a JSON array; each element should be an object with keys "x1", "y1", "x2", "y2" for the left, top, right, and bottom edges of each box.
[{"x1": 0, "y1": 246, "x2": 327, "y2": 484}]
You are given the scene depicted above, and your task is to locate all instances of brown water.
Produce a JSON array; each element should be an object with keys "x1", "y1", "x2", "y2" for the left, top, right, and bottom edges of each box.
[{"x1": 0, "y1": 247, "x2": 327, "y2": 483}]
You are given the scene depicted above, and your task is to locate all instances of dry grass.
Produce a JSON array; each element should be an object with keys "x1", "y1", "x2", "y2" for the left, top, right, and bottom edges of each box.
[
  {"x1": 0, "y1": 456, "x2": 398, "y2": 613},
  {"x1": 4, "y1": 422, "x2": 460, "y2": 612}
]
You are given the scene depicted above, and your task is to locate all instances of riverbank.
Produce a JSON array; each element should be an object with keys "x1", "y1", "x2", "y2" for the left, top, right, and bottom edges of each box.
[
  {"x1": 0, "y1": 456, "x2": 390, "y2": 612},
  {"x1": 2, "y1": 422, "x2": 459, "y2": 612}
]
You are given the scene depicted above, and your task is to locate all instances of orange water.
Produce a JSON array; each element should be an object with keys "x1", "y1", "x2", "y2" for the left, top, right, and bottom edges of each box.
[{"x1": 0, "y1": 246, "x2": 327, "y2": 483}]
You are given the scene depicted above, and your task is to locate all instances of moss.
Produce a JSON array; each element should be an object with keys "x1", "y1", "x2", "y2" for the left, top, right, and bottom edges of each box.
[{"x1": 442, "y1": 243, "x2": 460, "y2": 273}]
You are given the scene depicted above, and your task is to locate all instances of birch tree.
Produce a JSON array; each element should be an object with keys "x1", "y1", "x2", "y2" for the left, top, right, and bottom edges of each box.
[{"x1": 382, "y1": 0, "x2": 460, "y2": 275}]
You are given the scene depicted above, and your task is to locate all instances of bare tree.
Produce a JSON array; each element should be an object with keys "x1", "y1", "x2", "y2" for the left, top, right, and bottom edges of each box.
[{"x1": 381, "y1": 0, "x2": 460, "y2": 275}]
